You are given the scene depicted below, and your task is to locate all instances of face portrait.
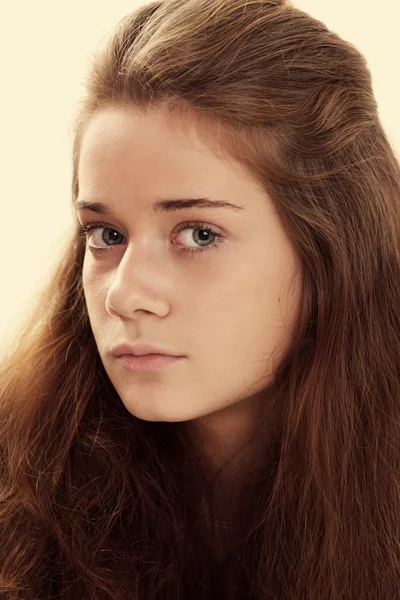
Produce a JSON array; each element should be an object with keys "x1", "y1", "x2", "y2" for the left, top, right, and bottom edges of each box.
[{"x1": 77, "y1": 104, "x2": 303, "y2": 431}]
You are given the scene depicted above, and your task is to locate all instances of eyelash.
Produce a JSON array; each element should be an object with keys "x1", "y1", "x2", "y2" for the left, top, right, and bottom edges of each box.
[{"x1": 75, "y1": 220, "x2": 224, "y2": 257}]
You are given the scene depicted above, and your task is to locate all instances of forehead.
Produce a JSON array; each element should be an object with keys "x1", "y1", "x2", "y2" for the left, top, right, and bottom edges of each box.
[
  {"x1": 80, "y1": 106, "x2": 218, "y2": 168},
  {"x1": 78, "y1": 106, "x2": 264, "y2": 201}
]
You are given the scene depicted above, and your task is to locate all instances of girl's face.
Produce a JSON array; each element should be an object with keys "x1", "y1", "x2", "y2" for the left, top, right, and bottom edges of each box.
[{"x1": 77, "y1": 105, "x2": 302, "y2": 428}]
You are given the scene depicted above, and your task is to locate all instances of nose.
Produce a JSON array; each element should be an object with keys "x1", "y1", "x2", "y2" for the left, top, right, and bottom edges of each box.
[{"x1": 105, "y1": 246, "x2": 171, "y2": 319}]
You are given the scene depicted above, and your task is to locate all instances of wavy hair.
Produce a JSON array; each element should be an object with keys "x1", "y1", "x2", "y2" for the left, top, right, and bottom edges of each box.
[{"x1": 1, "y1": 0, "x2": 400, "y2": 597}]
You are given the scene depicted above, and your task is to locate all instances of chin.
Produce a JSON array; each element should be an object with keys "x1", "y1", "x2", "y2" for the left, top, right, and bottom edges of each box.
[{"x1": 122, "y1": 400, "x2": 215, "y2": 424}]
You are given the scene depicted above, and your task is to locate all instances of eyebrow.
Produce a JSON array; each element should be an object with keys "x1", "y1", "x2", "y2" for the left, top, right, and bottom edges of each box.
[{"x1": 74, "y1": 197, "x2": 245, "y2": 215}]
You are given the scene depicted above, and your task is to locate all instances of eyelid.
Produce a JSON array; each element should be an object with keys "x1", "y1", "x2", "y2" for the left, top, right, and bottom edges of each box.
[
  {"x1": 75, "y1": 219, "x2": 227, "y2": 256},
  {"x1": 77, "y1": 218, "x2": 227, "y2": 237}
]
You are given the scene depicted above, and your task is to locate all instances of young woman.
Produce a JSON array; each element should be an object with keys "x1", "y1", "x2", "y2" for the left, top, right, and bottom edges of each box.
[{"x1": 1, "y1": 0, "x2": 399, "y2": 597}]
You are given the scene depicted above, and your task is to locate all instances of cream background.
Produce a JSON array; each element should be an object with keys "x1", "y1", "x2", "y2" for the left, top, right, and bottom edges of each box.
[{"x1": 1, "y1": 0, "x2": 399, "y2": 357}]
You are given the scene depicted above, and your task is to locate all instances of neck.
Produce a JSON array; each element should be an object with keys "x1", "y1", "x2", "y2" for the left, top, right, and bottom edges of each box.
[
  {"x1": 184, "y1": 389, "x2": 281, "y2": 556},
  {"x1": 188, "y1": 389, "x2": 279, "y2": 479}
]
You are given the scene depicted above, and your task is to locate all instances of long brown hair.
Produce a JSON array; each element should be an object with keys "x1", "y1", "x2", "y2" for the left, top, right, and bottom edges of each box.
[{"x1": 1, "y1": 0, "x2": 400, "y2": 597}]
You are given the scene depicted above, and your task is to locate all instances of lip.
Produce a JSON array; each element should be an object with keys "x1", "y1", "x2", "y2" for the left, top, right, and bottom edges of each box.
[
  {"x1": 115, "y1": 353, "x2": 185, "y2": 372},
  {"x1": 110, "y1": 342, "x2": 185, "y2": 358}
]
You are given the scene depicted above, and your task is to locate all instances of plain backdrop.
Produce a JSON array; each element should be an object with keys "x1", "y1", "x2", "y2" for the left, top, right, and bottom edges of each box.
[{"x1": 1, "y1": 0, "x2": 399, "y2": 356}]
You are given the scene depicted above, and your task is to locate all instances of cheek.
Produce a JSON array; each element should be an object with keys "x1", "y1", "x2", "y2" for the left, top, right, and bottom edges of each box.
[
  {"x1": 81, "y1": 268, "x2": 105, "y2": 323},
  {"x1": 216, "y1": 263, "x2": 301, "y2": 361},
  {"x1": 81, "y1": 271, "x2": 93, "y2": 308},
  {"x1": 82, "y1": 261, "x2": 104, "y2": 298},
  {"x1": 81, "y1": 260, "x2": 91, "y2": 292}
]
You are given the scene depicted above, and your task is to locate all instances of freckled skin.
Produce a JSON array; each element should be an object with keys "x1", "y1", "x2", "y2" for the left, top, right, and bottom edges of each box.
[{"x1": 78, "y1": 105, "x2": 303, "y2": 448}]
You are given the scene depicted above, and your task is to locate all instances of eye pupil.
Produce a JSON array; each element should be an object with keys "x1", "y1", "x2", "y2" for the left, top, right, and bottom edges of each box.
[
  {"x1": 104, "y1": 229, "x2": 121, "y2": 243},
  {"x1": 198, "y1": 230, "x2": 210, "y2": 241}
]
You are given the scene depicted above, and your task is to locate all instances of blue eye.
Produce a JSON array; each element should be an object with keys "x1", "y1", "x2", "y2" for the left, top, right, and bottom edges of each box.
[{"x1": 75, "y1": 220, "x2": 225, "y2": 257}]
